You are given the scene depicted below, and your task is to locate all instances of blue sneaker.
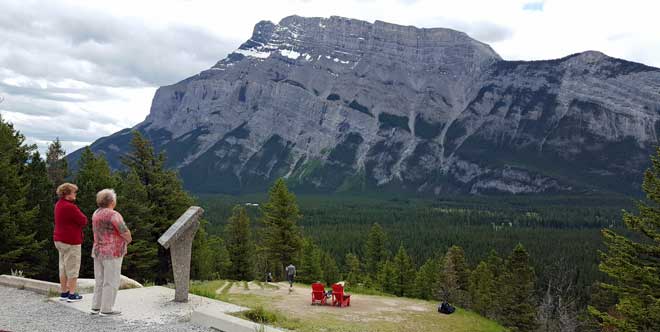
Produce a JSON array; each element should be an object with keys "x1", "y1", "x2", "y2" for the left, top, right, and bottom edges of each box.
[
  {"x1": 67, "y1": 293, "x2": 83, "y2": 302},
  {"x1": 59, "y1": 291, "x2": 70, "y2": 301}
]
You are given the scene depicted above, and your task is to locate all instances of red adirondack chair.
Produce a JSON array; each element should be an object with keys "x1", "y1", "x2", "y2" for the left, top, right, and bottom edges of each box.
[
  {"x1": 311, "y1": 282, "x2": 328, "y2": 305},
  {"x1": 331, "y1": 283, "x2": 351, "y2": 307}
]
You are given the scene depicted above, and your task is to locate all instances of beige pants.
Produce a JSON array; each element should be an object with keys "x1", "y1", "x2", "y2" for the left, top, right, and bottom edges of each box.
[
  {"x1": 54, "y1": 241, "x2": 81, "y2": 278},
  {"x1": 92, "y1": 257, "x2": 123, "y2": 312}
]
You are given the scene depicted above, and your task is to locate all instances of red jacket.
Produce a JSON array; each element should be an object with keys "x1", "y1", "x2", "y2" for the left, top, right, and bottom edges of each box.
[{"x1": 53, "y1": 199, "x2": 88, "y2": 245}]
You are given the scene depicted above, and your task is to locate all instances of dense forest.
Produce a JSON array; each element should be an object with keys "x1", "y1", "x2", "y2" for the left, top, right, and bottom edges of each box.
[
  {"x1": 1, "y1": 113, "x2": 658, "y2": 332},
  {"x1": 200, "y1": 192, "x2": 632, "y2": 301}
]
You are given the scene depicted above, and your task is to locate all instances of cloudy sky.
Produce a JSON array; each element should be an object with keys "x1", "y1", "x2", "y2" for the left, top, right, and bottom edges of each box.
[{"x1": 1, "y1": 0, "x2": 658, "y2": 155}]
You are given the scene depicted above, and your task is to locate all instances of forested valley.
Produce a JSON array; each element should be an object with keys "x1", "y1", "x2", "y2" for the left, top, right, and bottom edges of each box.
[{"x1": 2, "y1": 114, "x2": 657, "y2": 331}]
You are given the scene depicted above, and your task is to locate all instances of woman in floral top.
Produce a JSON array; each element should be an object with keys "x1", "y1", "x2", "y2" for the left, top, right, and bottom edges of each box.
[{"x1": 91, "y1": 189, "x2": 132, "y2": 316}]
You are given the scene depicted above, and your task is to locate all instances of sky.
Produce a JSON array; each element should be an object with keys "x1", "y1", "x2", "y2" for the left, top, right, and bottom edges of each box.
[{"x1": 1, "y1": 0, "x2": 659, "y2": 155}]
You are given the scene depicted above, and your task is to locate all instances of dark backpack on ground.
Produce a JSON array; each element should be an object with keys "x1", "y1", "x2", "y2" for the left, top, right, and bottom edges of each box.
[{"x1": 438, "y1": 301, "x2": 455, "y2": 314}]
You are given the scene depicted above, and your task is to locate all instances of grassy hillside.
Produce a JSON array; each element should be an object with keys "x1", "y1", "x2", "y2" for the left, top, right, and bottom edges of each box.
[{"x1": 190, "y1": 280, "x2": 506, "y2": 332}]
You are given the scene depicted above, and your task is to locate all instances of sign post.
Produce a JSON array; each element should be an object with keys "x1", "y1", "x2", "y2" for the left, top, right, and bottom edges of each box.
[{"x1": 158, "y1": 206, "x2": 204, "y2": 302}]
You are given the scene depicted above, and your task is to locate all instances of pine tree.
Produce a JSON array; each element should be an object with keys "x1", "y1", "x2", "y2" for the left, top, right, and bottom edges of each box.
[
  {"x1": 392, "y1": 244, "x2": 415, "y2": 297},
  {"x1": 485, "y1": 250, "x2": 504, "y2": 281},
  {"x1": 588, "y1": 147, "x2": 660, "y2": 332},
  {"x1": 438, "y1": 245, "x2": 470, "y2": 305},
  {"x1": 24, "y1": 151, "x2": 55, "y2": 278},
  {"x1": 260, "y1": 178, "x2": 302, "y2": 279},
  {"x1": 116, "y1": 170, "x2": 159, "y2": 282},
  {"x1": 191, "y1": 222, "x2": 215, "y2": 280},
  {"x1": 321, "y1": 251, "x2": 340, "y2": 285},
  {"x1": 75, "y1": 147, "x2": 117, "y2": 277},
  {"x1": 297, "y1": 237, "x2": 323, "y2": 283},
  {"x1": 469, "y1": 260, "x2": 496, "y2": 317},
  {"x1": 364, "y1": 223, "x2": 388, "y2": 280},
  {"x1": 499, "y1": 244, "x2": 537, "y2": 332},
  {"x1": 120, "y1": 132, "x2": 196, "y2": 283},
  {"x1": 345, "y1": 253, "x2": 362, "y2": 286},
  {"x1": 225, "y1": 205, "x2": 255, "y2": 280},
  {"x1": 0, "y1": 115, "x2": 45, "y2": 277},
  {"x1": 413, "y1": 256, "x2": 439, "y2": 300},
  {"x1": 46, "y1": 138, "x2": 68, "y2": 187},
  {"x1": 207, "y1": 235, "x2": 231, "y2": 279},
  {"x1": 377, "y1": 259, "x2": 396, "y2": 294}
]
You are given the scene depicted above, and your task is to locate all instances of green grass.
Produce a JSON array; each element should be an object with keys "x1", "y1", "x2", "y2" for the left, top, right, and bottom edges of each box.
[
  {"x1": 190, "y1": 280, "x2": 507, "y2": 332},
  {"x1": 189, "y1": 280, "x2": 225, "y2": 299}
]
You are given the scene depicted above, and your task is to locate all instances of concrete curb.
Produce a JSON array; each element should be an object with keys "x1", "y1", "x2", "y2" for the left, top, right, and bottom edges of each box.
[
  {"x1": 192, "y1": 305, "x2": 283, "y2": 332},
  {"x1": 0, "y1": 275, "x2": 67, "y2": 295}
]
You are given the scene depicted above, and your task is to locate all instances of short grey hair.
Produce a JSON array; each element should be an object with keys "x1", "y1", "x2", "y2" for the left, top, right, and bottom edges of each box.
[{"x1": 96, "y1": 189, "x2": 117, "y2": 208}]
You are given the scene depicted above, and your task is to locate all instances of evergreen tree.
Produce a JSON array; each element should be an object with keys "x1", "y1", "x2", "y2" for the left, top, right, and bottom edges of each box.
[
  {"x1": 25, "y1": 152, "x2": 54, "y2": 241},
  {"x1": 191, "y1": 222, "x2": 216, "y2": 280},
  {"x1": 0, "y1": 115, "x2": 45, "y2": 277},
  {"x1": 499, "y1": 244, "x2": 537, "y2": 332},
  {"x1": 46, "y1": 137, "x2": 68, "y2": 187},
  {"x1": 225, "y1": 205, "x2": 255, "y2": 280},
  {"x1": 297, "y1": 237, "x2": 323, "y2": 283},
  {"x1": 588, "y1": 147, "x2": 660, "y2": 332},
  {"x1": 364, "y1": 223, "x2": 388, "y2": 279},
  {"x1": 377, "y1": 259, "x2": 396, "y2": 294},
  {"x1": 413, "y1": 256, "x2": 439, "y2": 300},
  {"x1": 345, "y1": 253, "x2": 362, "y2": 286},
  {"x1": 392, "y1": 244, "x2": 415, "y2": 297},
  {"x1": 485, "y1": 250, "x2": 504, "y2": 281},
  {"x1": 120, "y1": 132, "x2": 195, "y2": 283},
  {"x1": 260, "y1": 178, "x2": 303, "y2": 279},
  {"x1": 24, "y1": 151, "x2": 55, "y2": 278},
  {"x1": 438, "y1": 245, "x2": 470, "y2": 305},
  {"x1": 321, "y1": 251, "x2": 340, "y2": 285},
  {"x1": 75, "y1": 147, "x2": 117, "y2": 277},
  {"x1": 207, "y1": 235, "x2": 232, "y2": 279},
  {"x1": 469, "y1": 260, "x2": 496, "y2": 317},
  {"x1": 116, "y1": 170, "x2": 159, "y2": 282}
]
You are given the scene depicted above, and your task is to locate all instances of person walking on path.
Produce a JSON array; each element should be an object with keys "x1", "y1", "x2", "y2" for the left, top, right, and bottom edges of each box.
[
  {"x1": 90, "y1": 189, "x2": 132, "y2": 316},
  {"x1": 286, "y1": 264, "x2": 296, "y2": 290},
  {"x1": 53, "y1": 183, "x2": 88, "y2": 303}
]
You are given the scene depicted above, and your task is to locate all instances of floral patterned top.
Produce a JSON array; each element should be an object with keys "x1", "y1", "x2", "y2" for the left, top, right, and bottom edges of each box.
[{"x1": 91, "y1": 208, "x2": 128, "y2": 259}]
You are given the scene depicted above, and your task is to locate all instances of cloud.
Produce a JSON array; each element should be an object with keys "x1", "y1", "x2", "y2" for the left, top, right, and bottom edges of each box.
[
  {"x1": 0, "y1": 1, "x2": 238, "y2": 87},
  {"x1": 522, "y1": 1, "x2": 544, "y2": 11},
  {"x1": 423, "y1": 18, "x2": 514, "y2": 43},
  {"x1": 0, "y1": 0, "x2": 238, "y2": 155}
]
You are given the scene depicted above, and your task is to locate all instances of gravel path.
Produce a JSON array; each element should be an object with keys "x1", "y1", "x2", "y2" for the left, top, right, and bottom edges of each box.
[{"x1": 0, "y1": 285, "x2": 214, "y2": 332}]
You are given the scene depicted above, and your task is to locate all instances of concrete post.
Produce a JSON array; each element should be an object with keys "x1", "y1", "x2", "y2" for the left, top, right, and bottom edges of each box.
[{"x1": 158, "y1": 206, "x2": 204, "y2": 302}]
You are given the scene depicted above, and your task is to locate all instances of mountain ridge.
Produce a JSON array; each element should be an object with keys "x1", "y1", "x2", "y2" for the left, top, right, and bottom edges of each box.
[{"x1": 68, "y1": 15, "x2": 660, "y2": 195}]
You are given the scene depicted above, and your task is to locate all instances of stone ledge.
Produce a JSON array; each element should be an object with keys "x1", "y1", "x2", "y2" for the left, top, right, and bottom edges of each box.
[
  {"x1": 0, "y1": 275, "x2": 62, "y2": 295},
  {"x1": 0, "y1": 274, "x2": 142, "y2": 295},
  {"x1": 192, "y1": 305, "x2": 283, "y2": 332}
]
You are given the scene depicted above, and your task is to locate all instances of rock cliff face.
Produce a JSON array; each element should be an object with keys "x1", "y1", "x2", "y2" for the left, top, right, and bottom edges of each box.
[{"x1": 69, "y1": 15, "x2": 660, "y2": 195}]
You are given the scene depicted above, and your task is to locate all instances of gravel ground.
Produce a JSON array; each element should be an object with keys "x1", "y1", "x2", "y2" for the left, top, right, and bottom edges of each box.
[{"x1": 0, "y1": 285, "x2": 214, "y2": 332}]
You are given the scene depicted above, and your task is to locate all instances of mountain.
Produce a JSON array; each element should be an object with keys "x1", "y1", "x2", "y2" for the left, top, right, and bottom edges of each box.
[{"x1": 68, "y1": 15, "x2": 660, "y2": 195}]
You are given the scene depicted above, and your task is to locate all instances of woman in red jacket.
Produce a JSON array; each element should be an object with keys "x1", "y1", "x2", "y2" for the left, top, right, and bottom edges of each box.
[{"x1": 53, "y1": 183, "x2": 88, "y2": 302}]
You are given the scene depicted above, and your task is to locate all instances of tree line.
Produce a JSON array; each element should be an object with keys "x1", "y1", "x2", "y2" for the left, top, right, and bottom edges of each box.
[{"x1": 0, "y1": 115, "x2": 213, "y2": 283}]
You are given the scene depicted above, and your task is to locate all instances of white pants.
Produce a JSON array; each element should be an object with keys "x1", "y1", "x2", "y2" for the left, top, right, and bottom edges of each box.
[{"x1": 92, "y1": 257, "x2": 123, "y2": 312}]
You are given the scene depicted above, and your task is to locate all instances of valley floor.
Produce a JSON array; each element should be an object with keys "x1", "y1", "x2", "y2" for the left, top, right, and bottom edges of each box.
[{"x1": 192, "y1": 280, "x2": 506, "y2": 332}]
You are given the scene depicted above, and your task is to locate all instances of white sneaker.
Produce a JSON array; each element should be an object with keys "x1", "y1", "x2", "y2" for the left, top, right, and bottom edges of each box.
[{"x1": 99, "y1": 310, "x2": 122, "y2": 317}]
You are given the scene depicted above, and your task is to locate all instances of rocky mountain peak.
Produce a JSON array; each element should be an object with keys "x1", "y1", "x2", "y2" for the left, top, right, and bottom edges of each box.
[
  {"x1": 223, "y1": 15, "x2": 501, "y2": 73},
  {"x1": 71, "y1": 15, "x2": 660, "y2": 196}
]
